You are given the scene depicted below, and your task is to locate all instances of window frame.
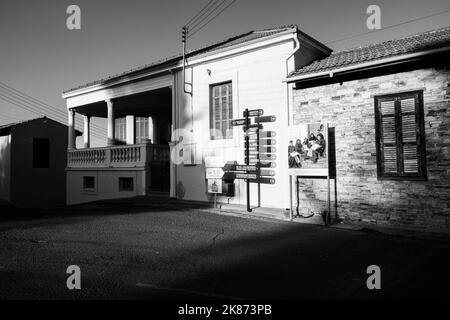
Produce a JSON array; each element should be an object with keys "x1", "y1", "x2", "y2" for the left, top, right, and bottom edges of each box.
[
  {"x1": 374, "y1": 90, "x2": 427, "y2": 181},
  {"x1": 118, "y1": 177, "x2": 134, "y2": 192},
  {"x1": 115, "y1": 117, "x2": 127, "y2": 145},
  {"x1": 209, "y1": 81, "x2": 233, "y2": 140},
  {"x1": 135, "y1": 117, "x2": 149, "y2": 144},
  {"x1": 83, "y1": 176, "x2": 96, "y2": 192}
]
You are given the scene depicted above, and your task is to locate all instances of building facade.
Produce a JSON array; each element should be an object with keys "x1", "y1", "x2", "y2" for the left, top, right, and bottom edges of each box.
[
  {"x1": 63, "y1": 24, "x2": 450, "y2": 233},
  {"x1": 0, "y1": 117, "x2": 80, "y2": 208},
  {"x1": 286, "y1": 27, "x2": 450, "y2": 232},
  {"x1": 63, "y1": 26, "x2": 331, "y2": 208}
]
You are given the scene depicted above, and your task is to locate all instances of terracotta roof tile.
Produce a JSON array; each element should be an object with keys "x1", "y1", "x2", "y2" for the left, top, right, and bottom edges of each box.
[
  {"x1": 64, "y1": 25, "x2": 297, "y2": 94},
  {"x1": 288, "y1": 26, "x2": 450, "y2": 78}
]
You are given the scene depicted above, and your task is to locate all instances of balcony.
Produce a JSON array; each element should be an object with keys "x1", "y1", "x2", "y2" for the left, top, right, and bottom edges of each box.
[{"x1": 67, "y1": 143, "x2": 170, "y2": 169}]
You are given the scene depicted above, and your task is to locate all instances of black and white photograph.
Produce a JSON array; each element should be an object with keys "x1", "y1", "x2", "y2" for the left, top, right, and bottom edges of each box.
[{"x1": 0, "y1": 0, "x2": 450, "y2": 313}]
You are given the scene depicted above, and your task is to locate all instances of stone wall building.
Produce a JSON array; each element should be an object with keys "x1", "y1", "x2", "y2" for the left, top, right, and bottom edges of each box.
[{"x1": 285, "y1": 27, "x2": 450, "y2": 233}]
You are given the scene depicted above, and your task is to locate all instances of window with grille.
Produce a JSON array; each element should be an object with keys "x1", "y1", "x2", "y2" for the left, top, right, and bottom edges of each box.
[
  {"x1": 210, "y1": 82, "x2": 233, "y2": 140},
  {"x1": 135, "y1": 117, "x2": 149, "y2": 143},
  {"x1": 374, "y1": 90, "x2": 426, "y2": 180},
  {"x1": 115, "y1": 117, "x2": 127, "y2": 144}
]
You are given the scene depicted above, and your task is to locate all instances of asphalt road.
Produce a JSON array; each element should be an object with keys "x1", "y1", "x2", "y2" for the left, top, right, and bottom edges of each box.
[{"x1": 0, "y1": 202, "x2": 449, "y2": 300}]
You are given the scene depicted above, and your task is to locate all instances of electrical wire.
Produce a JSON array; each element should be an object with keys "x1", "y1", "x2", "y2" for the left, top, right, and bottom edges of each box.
[
  {"x1": 184, "y1": 0, "x2": 219, "y2": 27},
  {"x1": 325, "y1": 8, "x2": 450, "y2": 44},
  {"x1": 0, "y1": 82, "x2": 106, "y2": 135},
  {"x1": 187, "y1": 0, "x2": 237, "y2": 39},
  {"x1": 187, "y1": 0, "x2": 227, "y2": 31}
]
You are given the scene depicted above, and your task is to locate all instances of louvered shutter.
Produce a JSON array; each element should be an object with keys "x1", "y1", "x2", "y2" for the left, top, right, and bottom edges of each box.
[
  {"x1": 378, "y1": 99, "x2": 398, "y2": 176},
  {"x1": 375, "y1": 91, "x2": 426, "y2": 179},
  {"x1": 399, "y1": 95, "x2": 420, "y2": 175}
]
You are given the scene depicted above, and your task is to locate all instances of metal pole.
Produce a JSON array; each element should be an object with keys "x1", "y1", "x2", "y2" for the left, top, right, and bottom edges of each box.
[
  {"x1": 245, "y1": 108, "x2": 252, "y2": 212},
  {"x1": 256, "y1": 118, "x2": 261, "y2": 208}
]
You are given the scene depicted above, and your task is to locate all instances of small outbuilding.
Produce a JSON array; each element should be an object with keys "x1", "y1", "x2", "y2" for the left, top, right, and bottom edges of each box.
[{"x1": 0, "y1": 117, "x2": 81, "y2": 208}]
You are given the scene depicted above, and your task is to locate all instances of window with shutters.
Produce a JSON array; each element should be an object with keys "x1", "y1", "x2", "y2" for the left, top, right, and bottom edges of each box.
[
  {"x1": 135, "y1": 117, "x2": 149, "y2": 144},
  {"x1": 374, "y1": 90, "x2": 426, "y2": 180},
  {"x1": 115, "y1": 117, "x2": 127, "y2": 145},
  {"x1": 210, "y1": 82, "x2": 233, "y2": 140}
]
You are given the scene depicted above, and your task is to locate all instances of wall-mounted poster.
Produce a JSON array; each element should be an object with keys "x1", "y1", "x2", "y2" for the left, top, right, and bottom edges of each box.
[
  {"x1": 287, "y1": 123, "x2": 336, "y2": 177},
  {"x1": 288, "y1": 123, "x2": 328, "y2": 168}
]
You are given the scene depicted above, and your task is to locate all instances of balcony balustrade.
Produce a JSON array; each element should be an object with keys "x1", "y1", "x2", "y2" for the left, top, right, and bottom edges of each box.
[{"x1": 67, "y1": 143, "x2": 170, "y2": 169}]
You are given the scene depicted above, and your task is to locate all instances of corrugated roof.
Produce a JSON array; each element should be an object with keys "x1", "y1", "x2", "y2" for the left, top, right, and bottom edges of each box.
[
  {"x1": 64, "y1": 25, "x2": 298, "y2": 94},
  {"x1": 288, "y1": 26, "x2": 450, "y2": 79}
]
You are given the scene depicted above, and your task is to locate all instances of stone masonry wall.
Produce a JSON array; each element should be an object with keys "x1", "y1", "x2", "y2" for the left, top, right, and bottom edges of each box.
[{"x1": 292, "y1": 67, "x2": 450, "y2": 233}]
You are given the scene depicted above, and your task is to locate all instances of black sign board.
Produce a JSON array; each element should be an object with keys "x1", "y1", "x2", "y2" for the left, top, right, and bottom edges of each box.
[
  {"x1": 236, "y1": 173, "x2": 258, "y2": 180},
  {"x1": 228, "y1": 108, "x2": 278, "y2": 212},
  {"x1": 260, "y1": 169, "x2": 275, "y2": 176},
  {"x1": 243, "y1": 124, "x2": 263, "y2": 131},
  {"x1": 255, "y1": 116, "x2": 276, "y2": 123},
  {"x1": 236, "y1": 165, "x2": 257, "y2": 171},
  {"x1": 258, "y1": 162, "x2": 276, "y2": 168},
  {"x1": 231, "y1": 118, "x2": 250, "y2": 126},
  {"x1": 243, "y1": 109, "x2": 264, "y2": 117},
  {"x1": 259, "y1": 138, "x2": 276, "y2": 146},
  {"x1": 247, "y1": 178, "x2": 276, "y2": 184}
]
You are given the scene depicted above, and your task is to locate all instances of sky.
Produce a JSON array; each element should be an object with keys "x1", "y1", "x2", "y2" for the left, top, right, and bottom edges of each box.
[{"x1": 0, "y1": 0, "x2": 449, "y2": 145}]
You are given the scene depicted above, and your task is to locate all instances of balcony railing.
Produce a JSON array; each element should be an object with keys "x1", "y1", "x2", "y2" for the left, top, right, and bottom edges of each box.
[{"x1": 67, "y1": 143, "x2": 170, "y2": 169}]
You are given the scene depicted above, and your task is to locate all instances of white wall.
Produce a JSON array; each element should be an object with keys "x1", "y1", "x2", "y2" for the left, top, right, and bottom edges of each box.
[
  {"x1": 67, "y1": 169, "x2": 146, "y2": 205},
  {"x1": 174, "y1": 40, "x2": 295, "y2": 209},
  {"x1": 0, "y1": 134, "x2": 11, "y2": 201}
]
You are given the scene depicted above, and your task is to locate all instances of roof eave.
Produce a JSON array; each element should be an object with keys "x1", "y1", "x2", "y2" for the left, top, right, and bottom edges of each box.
[
  {"x1": 284, "y1": 45, "x2": 450, "y2": 84},
  {"x1": 63, "y1": 27, "x2": 300, "y2": 99}
]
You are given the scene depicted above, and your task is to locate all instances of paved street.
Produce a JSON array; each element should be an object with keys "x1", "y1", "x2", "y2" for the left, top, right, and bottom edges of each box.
[{"x1": 0, "y1": 202, "x2": 449, "y2": 300}]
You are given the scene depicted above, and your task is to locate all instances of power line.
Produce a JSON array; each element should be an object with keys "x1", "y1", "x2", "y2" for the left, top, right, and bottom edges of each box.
[
  {"x1": 0, "y1": 85, "x2": 105, "y2": 136},
  {"x1": 325, "y1": 8, "x2": 450, "y2": 45},
  {"x1": 0, "y1": 89, "x2": 105, "y2": 138},
  {"x1": 0, "y1": 81, "x2": 106, "y2": 135},
  {"x1": 0, "y1": 82, "x2": 106, "y2": 135},
  {"x1": 187, "y1": 0, "x2": 227, "y2": 31},
  {"x1": 184, "y1": 0, "x2": 219, "y2": 27},
  {"x1": 0, "y1": 92, "x2": 104, "y2": 139},
  {"x1": 0, "y1": 88, "x2": 106, "y2": 137},
  {"x1": 187, "y1": 0, "x2": 237, "y2": 39}
]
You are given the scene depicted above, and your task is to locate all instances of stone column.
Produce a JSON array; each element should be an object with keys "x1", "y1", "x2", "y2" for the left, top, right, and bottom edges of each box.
[
  {"x1": 68, "y1": 109, "x2": 76, "y2": 150},
  {"x1": 83, "y1": 115, "x2": 91, "y2": 149},
  {"x1": 148, "y1": 116, "x2": 154, "y2": 143},
  {"x1": 152, "y1": 117, "x2": 159, "y2": 144},
  {"x1": 106, "y1": 99, "x2": 116, "y2": 146}
]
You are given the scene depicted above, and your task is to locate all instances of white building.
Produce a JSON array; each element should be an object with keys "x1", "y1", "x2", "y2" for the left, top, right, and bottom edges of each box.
[{"x1": 63, "y1": 25, "x2": 331, "y2": 208}]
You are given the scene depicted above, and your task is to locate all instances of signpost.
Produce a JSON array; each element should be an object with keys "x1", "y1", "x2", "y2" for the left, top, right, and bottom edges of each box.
[{"x1": 229, "y1": 108, "x2": 278, "y2": 212}]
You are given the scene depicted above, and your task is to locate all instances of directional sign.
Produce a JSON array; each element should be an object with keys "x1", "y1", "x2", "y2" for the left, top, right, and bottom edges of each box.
[
  {"x1": 206, "y1": 167, "x2": 224, "y2": 179},
  {"x1": 243, "y1": 109, "x2": 264, "y2": 117},
  {"x1": 247, "y1": 178, "x2": 276, "y2": 184},
  {"x1": 258, "y1": 162, "x2": 277, "y2": 168},
  {"x1": 258, "y1": 131, "x2": 276, "y2": 138},
  {"x1": 260, "y1": 153, "x2": 277, "y2": 161},
  {"x1": 243, "y1": 124, "x2": 263, "y2": 131},
  {"x1": 260, "y1": 169, "x2": 275, "y2": 176},
  {"x1": 236, "y1": 165, "x2": 257, "y2": 171},
  {"x1": 255, "y1": 115, "x2": 276, "y2": 123},
  {"x1": 236, "y1": 173, "x2": 258, "y2": 180},
  {"x1": 259, "y1": 139, "x2": 276, "y2": 146},
  {"x1": 258, "y1": 146, "x2": 276, "y2": 153},
  {"x1": 231, "y1": 118, "x2": 250, "y2": 126}
]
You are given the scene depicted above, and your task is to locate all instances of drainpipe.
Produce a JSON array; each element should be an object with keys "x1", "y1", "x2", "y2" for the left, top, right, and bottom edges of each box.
[
  {"x1": 285, "y1": 30, "x2": 301, "y2": 214},
  {"x1": 285, "y1": 30, "x2": 301, "y2": 127}
]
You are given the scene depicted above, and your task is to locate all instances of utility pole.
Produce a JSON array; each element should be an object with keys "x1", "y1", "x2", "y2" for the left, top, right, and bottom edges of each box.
[{"x1": 182, "y1": 26, "x2": 188, "y2": 94}]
